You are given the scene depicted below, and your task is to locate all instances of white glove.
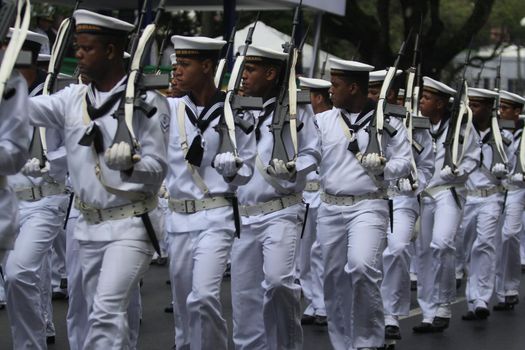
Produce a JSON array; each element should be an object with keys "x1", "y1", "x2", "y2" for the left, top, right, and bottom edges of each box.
[
  {"x1": 213, "y1": 152, "x2": 242, "y2": 178},
  {"x1": 267, "y1": 159, "x2": 296, "y2": 180},
  {"x1": 21, "y1": 158, "x2": 49, "y2": 177},
  {"x1": 491, "y1": 163, "x2": 508, "y2": 179},
  {"x1": 440, "y1": 165, "x2": 459, "y2": 181},
  {"x1": 509, "y1": 173, "x2": 525, "y2": 185},
  {"x1": 158, "y1": 182, "x2": 168, "y2": 199},
  {"x1": 397, "y1": 178, "x2": 414, "y2": 195},
  {"x1": 104, "y1": 142, "x2": 135, "y2": 171},
  {"x1": 360, "y1": 153, "x2": 386, "y2": 175}
]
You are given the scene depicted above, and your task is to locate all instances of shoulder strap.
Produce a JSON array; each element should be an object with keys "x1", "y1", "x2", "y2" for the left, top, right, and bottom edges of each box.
[
  {"x1": 255, "y1": 154, "x2": 293, "y2": 195},
  {"x1": 176, "y1": 101, "x2": 211, "y2": 196}
]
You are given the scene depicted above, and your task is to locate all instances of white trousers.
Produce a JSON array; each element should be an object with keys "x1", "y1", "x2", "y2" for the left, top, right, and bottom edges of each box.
[
  {"x1": 495, "y1": 189, "x2": 525, "y2": 301},
  {"x1": 317, "y1": 200, "x2": 387, "y2": 350},
  {"x1": 416, "y1": 189, "x2": 464, "y2": 322},
  {"x1": 231, "y1": 205, "x2": 304, "y2": 350},
  {"x1": 5, "y1": 194, "x2": 68, "y2": 350},
  {"x1": 459, "y1": 194, "x2": 503, "y2": 310},
  {"x1": 298, "y1": 206, "x2": 326, "y2": 317},
  {"x1": 51, "y1": 227, "x2": 67, "y2": 291},
  {"x1": 381, "y1": 203, "x2": 418, "y2": 323},
  {"x1": 79, "y1": 239, "x2": 152, "y2": 350},
  {"x1": 168, "y1": 227, "x2": 234, "y2": 350}
]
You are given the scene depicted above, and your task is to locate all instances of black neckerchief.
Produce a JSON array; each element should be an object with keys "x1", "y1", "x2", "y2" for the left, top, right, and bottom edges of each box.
[
  {"x1": 255, "y1": 98, "x2": 276, "y2": 141},
  {"x1": 28, "y1": 69, "x2": 47, "y2": 97},
  {"x1": 429, "y1": 118, "x2": 449, "y2": 142},
  {"x1": 182, "y1": 90, "x2": 226, "y2": 166},
  {"x1": 78, "y1": 80, "x2": 127, "y2": 153},
  {"x1": 340, "y1": 99, "x2": 376, "y2": 154},
  {"x1": 476, "y1": 128, "x2": 492, "y2": 165}
]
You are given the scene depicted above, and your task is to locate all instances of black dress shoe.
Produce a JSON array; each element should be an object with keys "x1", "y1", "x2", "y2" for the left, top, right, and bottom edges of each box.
[
  {"x1": 413, "y1": 322, "x2": 443, "y2": 333},
  {"x1": 301, "y1": 314, "x2": 316, "y2": 325},
  {"x1": 46, "y1": 335, "x2": 55, "y2": 345},
  {"x1": 493, "y1": 302, "x2": 514, "y2": 311},
  {"x1": 385, "y1": 325, "x2": 402, "y2": 340},
  {"x1": 432, "y1": 316, "x2": 450, "y2": 330},
  {"x1": 474, "y1": 306, "x2": 490, "y2": 319},
  {"x1": 314, "y1": 315, "x2": 327, "y2": 326},
  {"x1": 410, "y1": 280, "x2": 417, "y2": 291},
  {"x1": 164, "y1": 305, "x2": 174, "y2": 313},
  {"x1": 52, "y1": 291, "x2": 68, "y2": 300},
  {"x1": 506, "y1": 295, "x2": 519, "y2": 305},
  {"x1": 461, "y1": 311, "x2": 478, "y2": 321},
  {"x1": 456, "y1": 278, "x2": 462, "y2": 289},
  {"x1": 521, "y1": 264, "x2": 525, "y2": 273}
]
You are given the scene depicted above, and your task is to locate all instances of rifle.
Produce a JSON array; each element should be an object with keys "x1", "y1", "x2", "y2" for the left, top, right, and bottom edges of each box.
[
  {"x1": 320, "y1": 52, "x2": 329, "y2": 79},
  {"x1": 269, "y1": 0, "x2": 303, "y2": 165},
  {"x1": 214, "y1": 21, "x2": 237, "y2": 89},
  {"x1": 442, "y1": 44, "x2": 473, "y2": 171},
  {"x1": 0, "y1": 0, "x2": 30, "y2": 102},
  {"x1": 154, "y1": 16, "x2": 174, "y2": 74},
  {"x1": 487, "y1": 54, "x2": 508, "y2": 175},
  {"x1": 362, "y1": 31, "x2": 412, "y2": 161},
  {"x1": 111, "y1": 0, "x2": 169, "y2": 158},
  {"x1": 215, "y1": 15, "x2": 261, "y2": 160},
  {"x1": 475, "y1": 61, "x2": 485, "y2": 87}
]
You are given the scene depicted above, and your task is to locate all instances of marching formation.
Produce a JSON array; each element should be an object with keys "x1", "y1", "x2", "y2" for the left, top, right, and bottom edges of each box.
[{"x1": 1, "y1": 1, "x2": 525, "y2": 350}]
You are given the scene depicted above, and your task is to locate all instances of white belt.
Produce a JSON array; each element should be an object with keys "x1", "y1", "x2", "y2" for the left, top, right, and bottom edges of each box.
[
  {"x1": 239, "y1": 193, "x2": 303, "y2": 217},
  {"x1": 0, "y1": 176, "x2": 5, "y2": 189},
  {"x1": 75, "y1": 196, "x2": 158, "y2": 225},
  {"x1": 168, "y1": 196, "x2": 231, "y2": 214},
  {"x1": 304, "y1": 181, "x2": 320, "y2": 192},
  {"x1": 422, "y1": 185, "x2": 463, "y2": 199},
  {"x1": 320, "y1": 191, "x2": 386, "y2": 206},
  {"x1": 16, "y1": 183, "x2": 67, "y2": 202},
  {"x1": 467, "y1": 185, "x2": 504, "y2": 198}
]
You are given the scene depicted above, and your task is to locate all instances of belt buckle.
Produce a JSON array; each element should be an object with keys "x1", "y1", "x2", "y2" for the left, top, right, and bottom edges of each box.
[
  {"x1": 184, "y1": 200, "x2": 196, "y2": 213},
  {"x1": 481, "y1": 189, "x2": 488, "y2": 197},
  {"x1": 96, "y1": 209, "x2": 103, "y2": 223}
]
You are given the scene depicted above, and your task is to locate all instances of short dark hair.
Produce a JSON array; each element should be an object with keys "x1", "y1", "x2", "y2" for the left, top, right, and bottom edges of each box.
[
  {"x1": 311, "y1": 89, "x2": 331, "y2": 105},
  {"x1": 338, "y1": 72, "x2": 369, "y2": 94}
]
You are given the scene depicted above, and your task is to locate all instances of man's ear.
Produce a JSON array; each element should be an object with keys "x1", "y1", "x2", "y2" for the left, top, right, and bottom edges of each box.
[
  {"x1": 436, "y1": 98, "x2": 445, "y2": 111},
  {"x1": 201, "y1": 58, "x2": 215, "y2": 75},
  {"x1": 106, "y1": 43, "x2": 116, "y2": 60},
  {"x1": 265, "y1": 66, "x2": 278, "y2": 82}
]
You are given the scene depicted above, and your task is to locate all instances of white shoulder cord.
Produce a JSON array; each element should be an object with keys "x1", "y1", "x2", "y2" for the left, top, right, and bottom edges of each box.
[
  {"x1": 288, "y1": 48, "x2": 299, "y2": 161},
  {"x1": 176, "y1": 100, "x2": 211, "y2": 196}
]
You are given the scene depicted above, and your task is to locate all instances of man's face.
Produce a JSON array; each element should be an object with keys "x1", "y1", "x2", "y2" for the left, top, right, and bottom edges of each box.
[
  {"x1": 74, "y1": 33, "x2": 110, "y2": 82},
  {"x1": 368, "y1": 85, "x2": 380, "y2": 102},
  {"x1": 419, "y1": 90, "x2": 442, "y2": 118},
  {"x1": 173, "y1": 57, "x2": 208, "y2": 92},
  {"x1": 241, "y1": 62, "x2": 274, "y2": 98},
  {"x1": 329, "y1": 75, "x2": 354, "y2": 109},
  {"x1": 469, "y1": 99, "x2": 493, "y2": 123},
  {"x1": 499, "y1": 101, "x2": 521, "y2": 121}
]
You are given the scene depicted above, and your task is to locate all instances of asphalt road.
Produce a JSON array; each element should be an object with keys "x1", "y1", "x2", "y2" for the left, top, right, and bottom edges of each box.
[{"x1": 1, "y1": 263, "x2": 525, "y2": 350}]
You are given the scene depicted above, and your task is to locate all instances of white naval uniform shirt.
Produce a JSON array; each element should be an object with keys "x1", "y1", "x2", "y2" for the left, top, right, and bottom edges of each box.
[
  {"x1": 502, "y1": 128, "x2": 524, "y2": 190},
  {"x1": 165, "y1": 94, "x2": 257, "y2": 233},
  {"x1": 427, "y1": 119, "x2": 479, "y2": 188},
  {"x1": 315, "y1": 106, "x2": 412, "y2": 196},
  {"x1": 0, "y1": 72, "x2": 29, "y2": 249},
  {"x1": 28, "y1": 78, "x2": 169, "y2": 241},
  {"x1": 237, "y1": 98, "x2": 321, "y2": 224},
  {"x1": 465, "y1": 127, "x2": 512, "y2": 191}
]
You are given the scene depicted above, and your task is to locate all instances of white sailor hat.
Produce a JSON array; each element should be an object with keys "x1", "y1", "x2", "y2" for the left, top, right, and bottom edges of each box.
[
  {"x1": 422, "y1": 76, "x2": 456, "y2": 97},
  {"x1": 499, "y1": 90, "x2": 525, "y2": 107},
  {"x1": 123, "y1": 52, "x2": 131, "y2": 59},
  {"x1": 298, "y1": 77, "x2": 331, "y2": 90},
  {"x1": 7, "y1": 28, "x2": 48, "y2": 48},
  {"x1": 171, "y1": 36, "x2": 225, "y2": 57},
  {"x1": 329, "y1": 58, "x2": 374, "y2": 76},
  {"x1": 369, "y1": 69, "x2": 402, "y2": 85},
  {"x1": 37, "y1": 53, "x2": 50, "y2": 62},
  {"x1": 170, "y1": 53, "x2": 177, "y2": 65},
  {"x1": 468, "y1": 87, "x2": 499, "y2": 101},
  {"x1": 73, "y1": 9, "x2": 134, "y2": 36},
  {"x1": 238, "y1": 45, "x2": 287, "y2": 64},
  {"x1": 398, "y1": 88, "x2": 405, "y2": 97}
]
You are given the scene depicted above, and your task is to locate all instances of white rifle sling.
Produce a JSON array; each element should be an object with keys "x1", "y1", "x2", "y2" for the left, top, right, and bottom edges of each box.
[
  {"x1": 403, "y1": 69, "x2": 418, "y2": 187},
  {"x1": 125, "y1": 23, "x2": 157, "y2": 144},
  {"x1": 214, "y1": 58, "x2": 226, "y2": 88},
  {"x1": 255, "y1": 154, "x2": 293, "y2": 195},
  {"x1": 490, "y1": 112, "x2": 508, "y2": 164},
  {"x1": 81, "y1": 91, "x2": 147, "y2": 201},
  {"x1": 337, "y1": 112, "x2": 385, "y2": 189},
  {"x1": 288, "y1": 48, "x2": 299, "y2": 161},
  {"x1": 222, "y1": 55, "x2": 246, "y2": 157},
  {"x1": 176, "y1": 101, "x2": 211, "y2": 195},
  {"x1": 456, "y1": 83, "x2": 473, "y2": 164},
  {"x1": 0, "y1": 0, "x2": 30, "y2": 102},
  {"x1": 518, "y1": 126, "x2": 525, "y2": 174}
]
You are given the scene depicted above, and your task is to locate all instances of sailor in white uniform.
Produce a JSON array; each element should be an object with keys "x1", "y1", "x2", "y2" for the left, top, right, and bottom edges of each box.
[
  {"x1": 297, "y1": 76, "x2": 332, "y2": 326},
  {"x1": 165, "y1": 36, "x2": 256, "y2": 350},
  {"x1": 316, "y1": 59, "x2": 411, "y2": 350},
  {"x1": 413, "y1": 77, "x2": 479, "y2": 333},
  {"x1": 457, "y1": 87, "x2": 510, "y2": 320},
  {"x1": 231, "y1": 45, "x2": 320, "y2": 350},
  {"x1": 494, "y1": 90, "x2": 525, "y2": 311},
  {"x1": 27, "y1": 10, "x2": 169, "y2": 348}
]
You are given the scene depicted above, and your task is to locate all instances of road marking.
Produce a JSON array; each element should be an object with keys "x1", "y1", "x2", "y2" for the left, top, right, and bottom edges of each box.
[{"x1": 400, "y1": 297, "x2": 467, "y2": 319}]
